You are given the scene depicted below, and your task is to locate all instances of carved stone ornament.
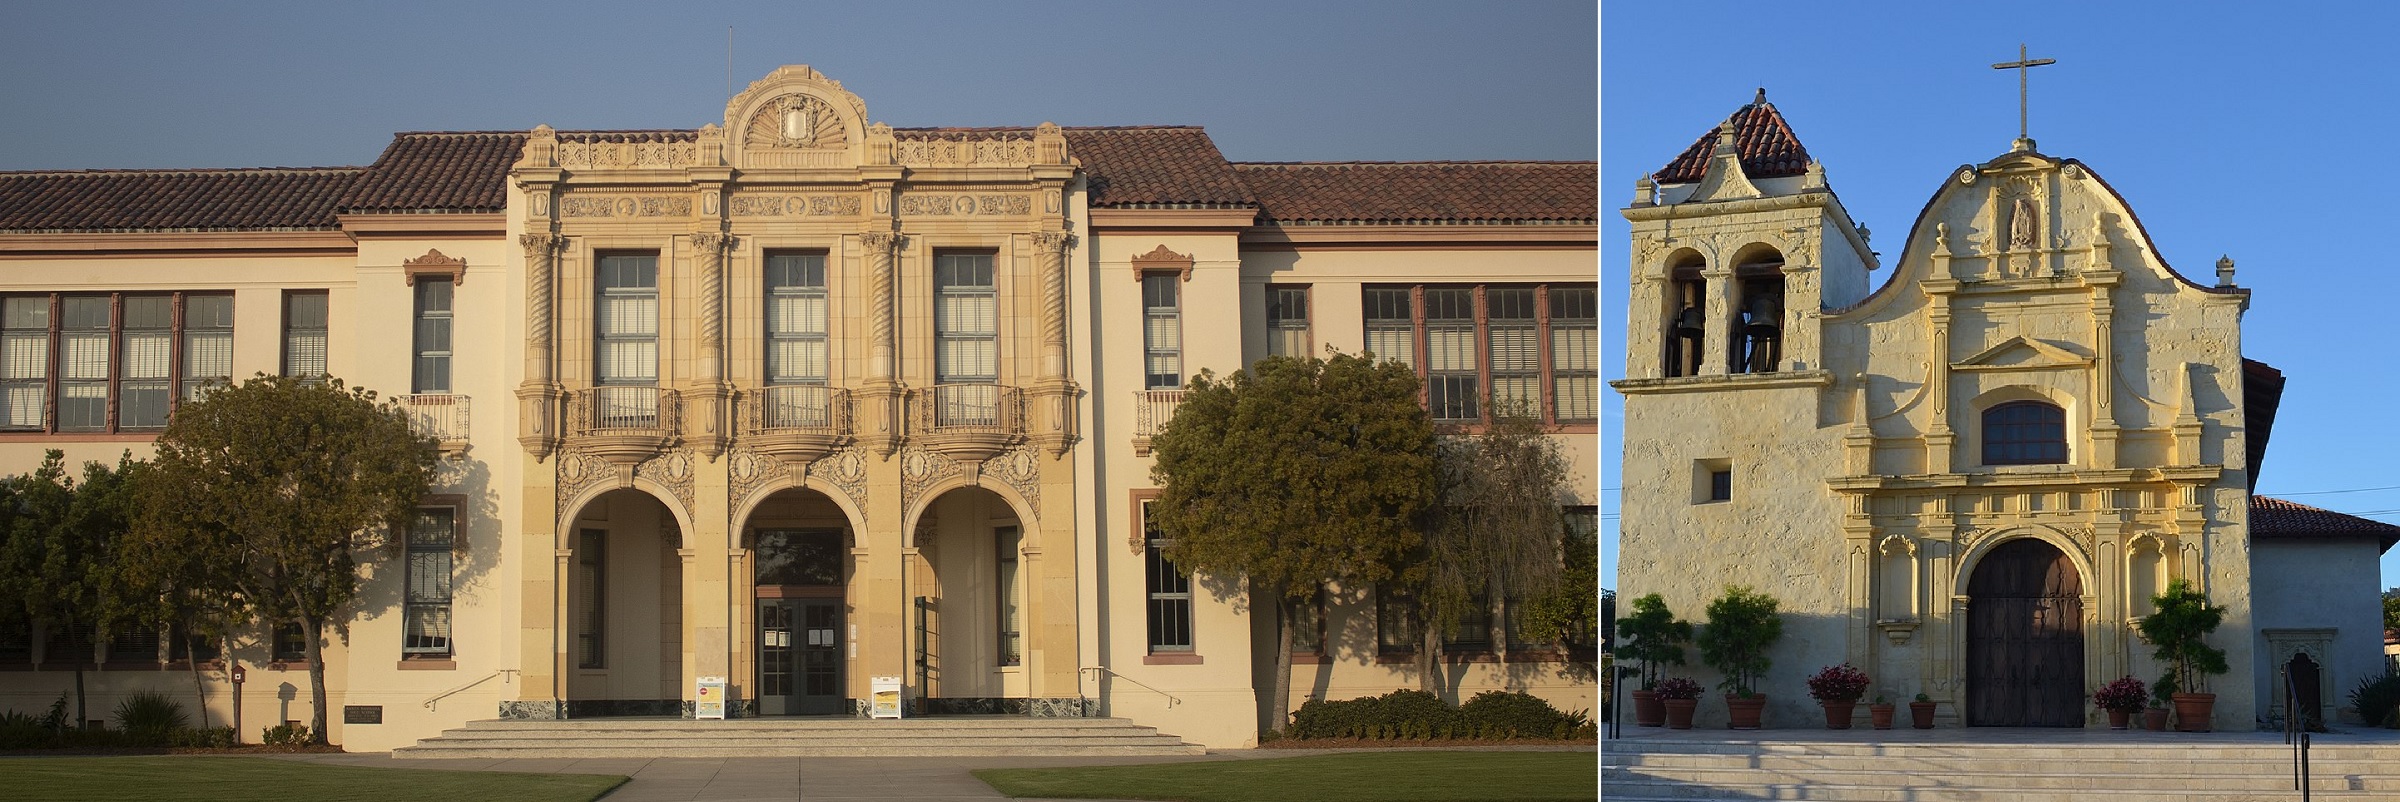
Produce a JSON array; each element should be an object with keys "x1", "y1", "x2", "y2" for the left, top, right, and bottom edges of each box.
[
  {"x1": 986, "y1": 443, "x2": 1043, "y2": 524},
  {"x1": 403, "y1": 248, "x2": 466, "y2": 286},
  {"x1": 747, "y1": 94, "x2": 848, "y2": 150},
  {"x1": 1129, "y1": 244, "x2": 1193, "y2": 282},
  {"x1": 636, "y1": 447, "x2": 699, "y2": 514},
  {"x1": 899, "y1": 446, "x2": 963, "y2": 521},
  {"x1": 728, "y1": 444, "x2": 872, "y2": 528}
]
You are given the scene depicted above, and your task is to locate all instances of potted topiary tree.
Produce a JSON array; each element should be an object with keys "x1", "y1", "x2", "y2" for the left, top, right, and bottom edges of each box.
[
  {"x1": 1612, "y1": 593, "x2": 1693, "y2": 728},
  {"x1": 1868, "y1": 695, "x2": 1896, "y2": 730},
  {"x1": 1697, "y1": 585, "x2": 1782, "y2": 730},
  {"x1": 2144, "y1": 674, "x2": 2173, "y2": 731},
  {"x1": 2137, "y1": 580, "x2": 2229, "y2": 732},
  {"x1": 1807, "y1": 664, "x2": 1870, "y2": 729},
  {"x1": 1910, "y1": 693, "x2": 1937, "y2": 728},
  {"x1": 2093, "y1": 675, "x2": 2147, "y2": 730}
]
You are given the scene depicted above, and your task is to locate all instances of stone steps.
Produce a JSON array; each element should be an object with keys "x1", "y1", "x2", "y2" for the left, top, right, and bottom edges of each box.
[
  {"x1": 1605, "y1": 737, "x2": 2394, "y2": 801},
  {"x1": 394, "y1": 716, "x2": 1206, "y2": 758}
]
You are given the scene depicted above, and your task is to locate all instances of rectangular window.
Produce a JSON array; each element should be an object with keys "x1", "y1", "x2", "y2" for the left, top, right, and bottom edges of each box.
[
  {"x1": 1376, "y1": 585, "x2": 1419, "y2": 655},
  {"x1": 271, "y1": 621, "x2": 307, "y2": 662},
  {"x1": 764, "y1": 253, "x2": 828, "y2": 385},
  {"x1": 1424, "y1": 288, "x2": 1479, "y2": 422},
  {"x1": 182, "y1": 295, "x2": 233, "y2": 401},
  {"x1": 118, "y1": 295, "x2": 172, "y2": 429},
  {"x1": 576, "y1": 529, "x2": 607, "y2": 669},
  {"x1": 282, "y1": 291, "x2": 328, "y2": 379},
  {"x1": 996, "y1": 525, "x2": 1022, "y2": 667},
  {"x1": 1288, "y1": 588, "x2": 1325, "y2": 655},
  {"x1": 109, "y1": 622, "x2": 162, "y2": 664},
  {"x1": 2, "y1": 297, "x2": 48, "y2": 430},
  {"x1": 413, "y1": 280, "x2": 454, "y2": 393},
  {"x1": 595, "y1": 255, "x2": 659, "y2": 385},
  {"x1": 934, "y1": 253, "x2": 997, "y2": 385},
  {"x1": 58, "y1": 296, "x2": 110, "y2": 431},
  {"x1": 1486, "y1": 288, "x2": 1538, "y2": 419},
  {"x1": 1266, "y1": 285, "x2": 1310, "y2": 359},
  {"x1": 1444, "y1": 594, "x2": 1494, "y2": 652},
  {"x1": 1142, "y1": 500, "x2": 1193, "y2": 653},
  {"x1": 1549, "y1": 287, "x2": 1597, "y2": 422},
  {"x1": 1142, "y1": 274, "x2": 1182, "y2": 389},
  {"x1": 404, "y1": 507, "x2": 456, "y2": 655},
  {"x1": 1363, "y1": 288, "x2": 1415, "y2": 368}
]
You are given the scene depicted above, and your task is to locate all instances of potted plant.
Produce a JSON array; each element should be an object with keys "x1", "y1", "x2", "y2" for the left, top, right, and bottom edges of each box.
[
  {"x1": 1868, "y1": 695, "x2": 1896, "y2": 730},
  {"x1": 2136, "y1": 580, "x2": 2229, "y2": 732},
  {"x1": 2093, "y1": 675, "x2": 2147, "y2": 730},
  {"x1": 1655, "y1": 676, "x2": 1703, "y2": 729},
  {"x1": 2144, "y1": 674, "x2": 2173, "y2": 731},
  {"x1": 1697, "y1": 585, "x2": 1783, "y2": 730},
  {"x1": 1612, "y1": 593, "x2": 1693, "y2": 728},
  {"x1": 1807, "y1": 663, "x2": 1870, "y2": 729},
  {"x1": 1909, "y1": 693, "x2": 1937, "y2": 728}
]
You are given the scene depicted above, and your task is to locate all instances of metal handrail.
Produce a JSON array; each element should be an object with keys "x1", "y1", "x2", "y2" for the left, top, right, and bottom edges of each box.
[
  {"x1": 423, "y1": 668, "x2": 518, "y2": 711},
  {"x1": 2287, "y1": 668, "x2": 2312, "y2": 799},
  {"x1": 909, "y1": 383, "x2": 1024, "y2": 435},
  {"x1": 1078, "y1": 665, "x2": 1179, "y2": 708},
  {"x1": 743, "y1": 384, "x2": 851, "y2": 434},
  {"x1": 569, "y1": 386, "x2": 682, "y2": 435}
]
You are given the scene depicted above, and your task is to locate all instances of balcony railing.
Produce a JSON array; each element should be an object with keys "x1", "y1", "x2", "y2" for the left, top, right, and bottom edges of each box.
[
  {"x1": 569, "y1": 385, "x2": 682, "y2": 436},
  {"x1": 911, "y1": 383, "x2": 1023, "y2": 435},
  {"x1": 743, "y1": 384, "x2": 851, "y2": 434},
  {"x1": 1130, "y1": 389, "x2": 1185, "y2": 456},
  {"x1": 396, "y1": 394, "x2": 471, "y2": 454}
]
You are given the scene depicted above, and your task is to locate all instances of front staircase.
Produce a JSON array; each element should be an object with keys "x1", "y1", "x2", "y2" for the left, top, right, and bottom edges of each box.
[
  {"x1": 393, "y1": 715, "x2": 1205, "y2": 759},
  {"x1": 1606, "y1": 733, "x2": 2400, "y2": 800}
]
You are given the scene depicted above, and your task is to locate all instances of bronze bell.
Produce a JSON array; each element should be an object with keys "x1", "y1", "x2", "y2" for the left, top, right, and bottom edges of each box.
[
  {"x1": 1744, "y1": 297, "x2": 1781, "y2": 337},
  {"x1": 1674, "y1": 305, "x2": 1704, "y2": 338}
]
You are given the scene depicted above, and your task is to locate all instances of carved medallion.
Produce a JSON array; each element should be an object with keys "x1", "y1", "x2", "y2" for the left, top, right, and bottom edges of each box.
[
  {"x1": 747, "y1": 94, "x2": 847, "y2": 149},
  {"x1": 988, "y1": 444, "x2": 1042, "y2": 523}
]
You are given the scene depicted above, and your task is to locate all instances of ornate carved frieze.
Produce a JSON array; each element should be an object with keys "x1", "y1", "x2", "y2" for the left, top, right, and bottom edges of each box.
[
  {"x1": 636, "y1": 447, "x2": 698, "y2": 513},
  {"x1": 896, "y1": 194, "x2": 1034, "y2": 217},
  {"x1": 987, "y1": 444, "x2": 1042, "y2": 524},
  {"x1": 746, "y1": 94, "x2": 849, "y2": 150},
  {"x1": 728, "y1": 444, "x2": 772, "y2": 511},
  {"x1": 727, "y1": 195, "x2": 865, "y2": 217},
  {"x1": 891, "y1": 135, "x2": 1040, "y2": 167},
  {"x1": 559, "y1": 196, "x2": 694, "y2": 218},
  {"x1": 899, "y1": 445, "x2": 962, "y2": 520},
  {"x1": 1129, "y1": 244, "x2": 1193, "y2": 282},
  {"x1": 555, "y1": 139, "x2": 701, "y2": 170},
  {"x1": 402, "y1": 248, "x2": 467, "y2": 286},
  {"x1": 729, "y1": 443, "x2": 873, "y2": 527},
  {"x1": 555, "y1": 448, "x2": 615, "y2": 521}
]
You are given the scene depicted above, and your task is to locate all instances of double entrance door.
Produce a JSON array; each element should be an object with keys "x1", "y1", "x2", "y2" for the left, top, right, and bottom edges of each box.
[{"x1": 758, "y1": 598, "x2": 842, "y2": 715}]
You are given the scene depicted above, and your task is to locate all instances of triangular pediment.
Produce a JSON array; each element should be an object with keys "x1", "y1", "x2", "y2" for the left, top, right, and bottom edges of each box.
[{"x1": 1956, "y1": 336, "x2": 2088, "y2": 368}]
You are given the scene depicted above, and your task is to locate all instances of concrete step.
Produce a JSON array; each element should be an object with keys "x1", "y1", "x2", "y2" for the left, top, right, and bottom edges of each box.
[
  {"x1": 395, "y1": 743, "x2": 1208, "y2": 758},
  {"x1": 1605, "y1": 764, "x2": 2394, "y2": 793},
  {"x1": 393, "y1": 716, "x2": 1206, "y2": 758},
  {"x1": 1604, "y1": 738, "x2": 2394, "y2": 801},
  {"x1": 1607, "y1": 752, "x2": 2385, "y2": 777}
]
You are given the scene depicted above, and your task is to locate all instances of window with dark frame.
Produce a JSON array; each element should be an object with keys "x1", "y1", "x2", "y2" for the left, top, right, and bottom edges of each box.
[
  {"x1": 1983, "y1": 400, "x2": 2068, "y2": 465},
  {"x1": 576, "y1": 528, "x2": 607, "y2": 669},
  {"x1": 1376, "y1": 585, "x2": 1420, "y2": 655},
  {"x1": 109, "y1": 621, "x2": 161, "y2": 664},
  {"x1": 1550, "y1": 287, "x2": 1597, "y2": 421},
  {"x1": 271, "y1": 621, "x2": 307, "y2": 662},
  {"x1": 996, "y1": 525, "x2": 1022, "y2": 667},
  {"x1": 1709, "y1": 469, "x2": 1733, "y2": 502},
  {"x1": 1486, "y1": 288, "x2": 1539, "y2": 418},
  {"x1": 118, "y1": 296, "x2": 172, "y2": 429},
  {"x1": 1423, "y1": 288, "x2": 1479, "y2": 422},
  {"x1": 404, "y1": 507, "x2": 456, "y2": 656},
  {"x1": 1363, "y1": 288, "x2": 1415, "y2": 367},
  {"x1": 764, "y1": 253, "x2": 829, "y2": 386},
  {"x1": 1287, "y1": 588, "x2": 1325, "y2": 655},
  {"x1": 1443, "y1": 594, "x2": 1494, "y2": 652},
  {"x1": 58, "y1": 296, "x2": 110, "y2": 430},
  {"x1": 413, "y1": 279, "x2": 454, "y2": 393},
  {"x1": 182, "y1": 295, "x2": 233, "y2": 401},
  {"x1": 595, "y1": 255, "x2": 659, "y2": 386},
  {"x1": 0, "y1": 292, "x2": 233, "y2": 434},
  {"x1": 1266, "y1": 285, "x2": 1311, "y2": 359},
  {"x1": 934, "y1": 253, "x2": 997, "y2": 385},
  {"x1": 1363, "y1": 283, "x2": 1599, "y2": 427},
  {"x1": 1141, "y1": 274, "x2": 1182, "y2": 389},
  {"x1": 281, "y1": 291, "x2": 328, "y2": 379},
  {"x1": 1142, "y1": 500, "x2": 1192, "y2": 653}
]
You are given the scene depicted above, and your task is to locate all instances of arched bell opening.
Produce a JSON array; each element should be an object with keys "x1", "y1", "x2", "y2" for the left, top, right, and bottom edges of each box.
[
  {"x1": 561, "y1": 487, "x2": 688, "y2": 717},
  {"x1": 908, "y1": 485, "x2": 1030, "y2": 714},
  {"x1": 739, "y1": 486, "x2": 858, "y2": 716},
  {"x1": 1729, "y1": 246, "x2": 1785, "y2": 375},
  {"x1": 1663, "y1": 250, "x2": 1706, "y2": 378}
]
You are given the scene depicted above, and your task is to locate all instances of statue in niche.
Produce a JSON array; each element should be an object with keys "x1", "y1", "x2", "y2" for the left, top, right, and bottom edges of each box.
[{"x1": 2008, "y1": 195, "x2": 2039, "y2": 251}]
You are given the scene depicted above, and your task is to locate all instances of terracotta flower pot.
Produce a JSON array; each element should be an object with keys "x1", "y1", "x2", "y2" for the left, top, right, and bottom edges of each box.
[
  {"x1": 1909, "y1": 700, "x2": 1936, "y2": 728},
  {"x1": 2173, "y1": 692, "x2": 2216, "y2": 732},
  {"x1": 2106, "y1": 708, "x2": 2130, "y2": 730},
  {"x1": 1869, "y1": 703, "x2": 1895, "y2": 730},
  {"x1": 1726, "y1": 694, "x2": 1767, "y2": 730},
  {"x1": 1663, "y1": 697, "x2": 1697, "y2": 729},
  {"x1": 1821, "y1": 699, "x2": 1857, "y2": 729},
  {"x1": 2143, "y1": 707, "x2": 2169, "y2": 731},
  {"x1": 1632, "y1": 690, "x2": 1665, "y2": 727}
]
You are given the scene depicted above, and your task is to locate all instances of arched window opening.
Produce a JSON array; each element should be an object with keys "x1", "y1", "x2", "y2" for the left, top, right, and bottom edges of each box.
[
  {"x1": 1730, "y1": 254, "x2": 1784, "y2": 374},
  {"x1": 1664, "y1": 257, "x2": 1704, "y2": 377},
  {"x1": 1983, "y1": 400, "x2": 2067, "y2": 465}
]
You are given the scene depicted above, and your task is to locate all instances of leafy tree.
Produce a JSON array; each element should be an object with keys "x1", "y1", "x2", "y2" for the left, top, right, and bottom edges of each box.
[
  {"x1": 1411, "y1": 414, "x2": 1570, "y2": 689},
  {"x1": 1611, "y1": 593, "x2": 1691, "y2": 690},
  {"x1": 2136, "y1": 579, "x2": 2229, "y2": 695},
  {"x1": 117, "y1": 455, "x2": 250, "y2": 732},
  {"x1": 0, "y1": 451, "x2": 145, "y2": 729},
  {"x1": 138, "y1": 374, "x2": 435, "y2": 745},
  {"x1": 1148, "y1": 351, "x2": 1436, "y2": 735},
  {"x1": 2382, "y1": 587, "x2": 2400, "y2": 633},
  {"x1": 1697, "y1": 585, "x2": 1782, "y2": 697}
]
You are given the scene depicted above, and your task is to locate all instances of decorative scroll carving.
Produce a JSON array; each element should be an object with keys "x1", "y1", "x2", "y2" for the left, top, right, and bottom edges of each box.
[
  {"x1": 895, "y1": 194, "x2": 1034, "y2": 217},
  {"x1": 728, "y1": 444, "x2": 772, "y2": 512},
  {"x1": 554, "y1": 138, "x2": 701, "y2": 170},
  {"x1": 559, "y1": 196, "x2": 692, "y2": 218},
  {"x1": 554, "y1": 448, "x2": 614, "y2": 523},
  {"x1": 731, "y1": 196, "x2": 781, "y2": 216},
  {"x1": 1129, "y1": 243, "x2": 1193, "y2": 282},
  {"x1": 822, "y1": 446, "x2": 869, "y2": 522},
  {"x1": 727, "y1": 443, "x2": 871, "y2": 528},
  {"x1": 891, "y1": 134, "x2": 1041, "y2": 167},
  {"x1": 729, "y1": 195, "x2": 866, "y2": 217},
  {"x1": 899, "y1": 445, "x2": 962, "y2": 520},
  {"x1": 987, "y1": 444, "x2": 1042, "y2": 523},
  {"x1": 746, "y1": 94, "x2": 848, "y2": 150},
  {"x1": 403, "y1": 249, "x2": 466, "y2": 286},
  {"x1": 636, "y1": 447, "x2": 698, "y2": 513}
]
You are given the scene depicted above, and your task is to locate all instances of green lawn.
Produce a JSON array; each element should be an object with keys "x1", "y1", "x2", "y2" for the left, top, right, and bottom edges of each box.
[
  {"x1": 973, "y1": 751, "x2": 1596, "y2": 802},
  {"x1": 0, "y1": 756, "x2": 627, "y2": 802}
]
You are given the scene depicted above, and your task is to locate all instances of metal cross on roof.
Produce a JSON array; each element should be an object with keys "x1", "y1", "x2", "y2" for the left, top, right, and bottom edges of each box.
[{"x1": 1992, "y1": 43, "x2": 2056, "y2": 150}]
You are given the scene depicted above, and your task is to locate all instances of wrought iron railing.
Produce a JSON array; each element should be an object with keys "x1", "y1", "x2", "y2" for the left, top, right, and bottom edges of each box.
[
  {"x1": 396, "y1": 394, "x2": 471, "y2": 446},
  {"x1": 570, "y1": 385, "x2": 681, "y2": 435},
  {"x1": 744, "y1": 384, "x2": 851, "y2": 434},
  {"x1": 909, "y1": 383, "x2": 1023, "y2": 436}
]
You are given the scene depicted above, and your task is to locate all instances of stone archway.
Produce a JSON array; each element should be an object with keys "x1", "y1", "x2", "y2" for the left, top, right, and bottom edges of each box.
[{"x1": 1966, "y1": 538, "x2": 2085, "y2": 726}]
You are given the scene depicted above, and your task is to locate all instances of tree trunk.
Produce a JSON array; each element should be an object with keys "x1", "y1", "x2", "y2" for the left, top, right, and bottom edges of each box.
[
  {"x1": 73, "y1": 666, "x2": 86, "y2": 730},
  {"x1": 1270, "y1": 593, "x2": 1295, "y2": 735},
  {"x1": 304, "y1": 614, "x2": 329, "y2": 745},
  {"x1": 1417, "y1": 615, "x2": 1442, "y2": 696},
  {"x1": 187, "y1": 633, "x2": 209, "y2": 730}
]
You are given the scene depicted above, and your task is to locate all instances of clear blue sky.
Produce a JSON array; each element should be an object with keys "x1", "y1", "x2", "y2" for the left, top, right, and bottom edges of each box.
[
  {"x1": 0, "y1": 1, "x2": 1594, "y2": 170},
  {"x1": 1602, "y1": 4, "x2": 2400, "y2": 592}
]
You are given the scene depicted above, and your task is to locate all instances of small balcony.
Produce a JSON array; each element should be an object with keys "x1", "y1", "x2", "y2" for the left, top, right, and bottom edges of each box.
[
  {"x1": 907, "y1": 383, "x2": 1024, "y2": 465},
  {"x1": 742, "y1": 384, "x2": 852, "y2": 479},
  {"x1": 1130, "y1": 389, "x2": 1185, "y2": 456},
  {"x1": 566, "y1": 386, "x2": 681, "y2": 470},
  {"x1": 396, "y1": 393, "x2": 471, "y2": 456}
]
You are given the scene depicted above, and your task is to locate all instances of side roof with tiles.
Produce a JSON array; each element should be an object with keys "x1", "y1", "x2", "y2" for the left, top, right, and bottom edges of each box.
[
  {"x1": 0, "y1": 167, "x2": 363, "y2": 233},
  {"x1": 1231, "y1": 162, "x2": 1596, "y2": 224},
  {"x1": 339, "y1": 131, "x2": 528, "y2": 214}
]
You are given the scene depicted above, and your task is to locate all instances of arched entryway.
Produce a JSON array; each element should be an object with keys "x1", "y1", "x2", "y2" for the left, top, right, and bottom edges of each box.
[
  {"x1": 1967, "y1": 538, "x2": 2085, "y2": 726},
  {"x1": 740, "y1": 487, "x2": 857, "y2": 716},
  {"x1": 562, "y1": 487, "x2": 688, "y2": 717},
  {"x1": 910, "y1": 485, "x2": 1030, "y2": 713}
]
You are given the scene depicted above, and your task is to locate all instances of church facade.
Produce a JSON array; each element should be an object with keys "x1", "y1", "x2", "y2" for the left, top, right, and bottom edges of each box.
[
  {"x1": 0, "y1": 66, "x2": 1599, "y2": 750},
  {"x1": 1614, "y1": 95, "x2": 2395, "y2": 730}
]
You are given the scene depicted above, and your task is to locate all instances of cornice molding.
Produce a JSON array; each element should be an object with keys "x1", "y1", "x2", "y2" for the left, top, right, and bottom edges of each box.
[
  {"x1": 0, "y1": 230, "x2": 357, "y2": 256},
  {"x1": 1088, "y1": 207, "x2": 1257, "y2": 230},
  {"x1": 1240, "y1": 222, "x2": 1596, "y2": 248},
  {"x1": 337, "y1": 212, "x2": 509, "y2": 239}
]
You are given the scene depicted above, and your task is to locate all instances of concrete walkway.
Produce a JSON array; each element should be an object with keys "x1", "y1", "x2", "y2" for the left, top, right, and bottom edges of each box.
[{"x1": 272, "y1": 745, "x2": 1597, "y2": 802}]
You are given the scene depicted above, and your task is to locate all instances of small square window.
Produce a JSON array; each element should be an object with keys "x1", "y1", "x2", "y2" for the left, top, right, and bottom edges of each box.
[
  {"x1": 1694, "y1": 458, "x2": 1733, "y2": 504},
  {"x1": 1711, "y1": 471, "x2": 1732, "y2": 501}
]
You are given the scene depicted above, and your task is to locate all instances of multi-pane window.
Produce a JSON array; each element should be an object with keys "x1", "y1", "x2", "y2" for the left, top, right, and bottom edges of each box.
[
  {"x1": 282, "y1": 291, "x2": 328, "y2": 379},
  {"x1": 1142, "y1": 274, "x2": 1181, "y2": 389},
  {"x1": 1143, "y1": 500, "x2": 1193, "y2": 653},
  {"x1": 404, "y1": 508, "x2": 456, "y2": 655},
  {"x1": 109, "y1": 622, "x2": 161, "y2": 664},
  {"x1": 413, "y1": 280, "x2": 453, "y2": 393},
  {"x1": 596, "y1": 256, "x2": 659, "y2": 385},
  {"x1": 934, "y1": 254, "x2": 997, "y2": 385},
  {"x1": 1443, "y1": 594, "x2": 1494, "y2": 652},
  {"x1": 1266, "y1": 285, "x2": 1310, "y2": 359},
  {"x1": 271, "y1": 621, "x2": 307, "y2": 662},
  {"x1": 576, "y1": 529, "x2": 608, "y2": 669},
  {"x1": 1362, "y1": 283, "x2": 1598, "y2": 427},
  {"x1": 996, "y1": 525, "x2": 1022, "y2": 667},
  {"x1": 1983, "y1": 401, "x2": 2068, "y2": 465},
  {"x1": 1363, "y1": 288, "x2": 1415, "y2": 367},
  {"x1": 1549, "y1": 287, "x2": 1597, "y2": 421},
  {"x1": 1377, "y1": 585, "x2": 1419, "y2": 655},
  {"x1": 764, "y1": 254, "x2": 828, "y2": 385},
  {"x1": 1288, "y1": 589, "x2": 1325, "y2": 654},
  {"x1": 1424, "y1": 288, "x2": 1479, "y2": 422},
  {"x1": 1, "y1": 293, "x2": 232, "y2": 433}
]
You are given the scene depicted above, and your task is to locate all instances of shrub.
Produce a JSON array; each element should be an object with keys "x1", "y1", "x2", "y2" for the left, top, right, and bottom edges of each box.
[
  {"x1": 2093, "y1": 675, "x2": 2148, "y2": 713},
  {"x1": 1652, "y1": 677, "x2": 1703, "y2": 701},
  {"x1": 2351, "y1": 672, "x2": 2400, "y2": 729},
  {"x1": 171, "y1": 726, "x2": 238, "y2": 748},
  {"x1": 1698, "y1": 585, "x2": 1782, "y2": 696},
  {"x1": 1286, "y1": 689, "x2": 1587, "y2": 741},
  {"x1": 2136, "y1": 580, "x2": 2228, "y2": 694},
  {"x1": 1612, "y1": 593, "x2": 1692, "y2": 690},
  {"x1": 261, "y1": 723, "x2": 311, "y2": 746},
  {"x1": 113, "y1": 691, "x2": 189, "y2": 745},
  {"x1": 1458, "y1": 690, "x2": 1579, "y2": 739},
  {"x1": 1806, "y1": 664, "x2": 1870, "y2": 703}
]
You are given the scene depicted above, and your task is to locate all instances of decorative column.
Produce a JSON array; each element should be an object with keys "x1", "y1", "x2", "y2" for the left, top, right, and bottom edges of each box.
[
  {"x1": 517, "y1": 233, "x2": 564, "y2": 460},
  {"x1": 689, "y1": 233, "x2": 735, "y2": 459},
  {"x1": 1699, "y1": 265, "x2": 1732, "y2": 376},
  {"x1": 1029, "y1": 230, "x2": 1079, "y2": 456},
  {"x1": 857, "y1": 231, "x2": 902, "y2": 457}
]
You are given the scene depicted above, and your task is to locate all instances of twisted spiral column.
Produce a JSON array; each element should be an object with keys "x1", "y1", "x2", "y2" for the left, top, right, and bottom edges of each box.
[
  {"x1": 520, "y1": 233, "x2": 560, "y2": 384},
  {"x1": 692, "y1": 233, "x2": 732, "y2": 383},
  {"x1": 1033, "y1": 231, "x2": 1072, "y2": 379},
  {"x1": 862, "y1": 232, "x2": 898, "y2": 380}
]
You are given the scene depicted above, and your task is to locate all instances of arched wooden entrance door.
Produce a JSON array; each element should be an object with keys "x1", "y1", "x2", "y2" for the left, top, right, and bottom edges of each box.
[{"x1": 1967, "y1": 538, "x2": 2085, "y2": 726}]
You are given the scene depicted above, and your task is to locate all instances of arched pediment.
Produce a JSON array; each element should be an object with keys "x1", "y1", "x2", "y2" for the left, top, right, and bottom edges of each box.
[{"x1": 725, "y1": 65, "x2": 872, "y2": 170}]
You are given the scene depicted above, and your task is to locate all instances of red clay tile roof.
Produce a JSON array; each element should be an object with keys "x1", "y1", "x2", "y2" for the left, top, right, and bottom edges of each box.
[
  {"x1": 1653, "y1": 94, "x2": 1812, "y2": 184},
  {"x1": 2244, "y1": 358, "x2": 2286, "y2": 491},
  {"x1": 1059, "y1": 127, "x2": 1254, "y2": 209},
  {"x1": 1232, "y1": 162, "x2": 1597, "y2": 224},
  {"x1": 2251, "y1": 495, "x2": 2400, "y2": 552},
  {"x1": 339, "y1": 131, "x2": 528, "y2": 214},
  {"x1": 0, "y1": 167, "x2": 363, "y2": 232}
]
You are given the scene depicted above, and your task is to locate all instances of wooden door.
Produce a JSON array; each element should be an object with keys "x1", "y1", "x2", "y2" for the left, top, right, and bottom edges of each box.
[{"x1": 1967, "y1": 539, "x2": 2085, "y2": 726}]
